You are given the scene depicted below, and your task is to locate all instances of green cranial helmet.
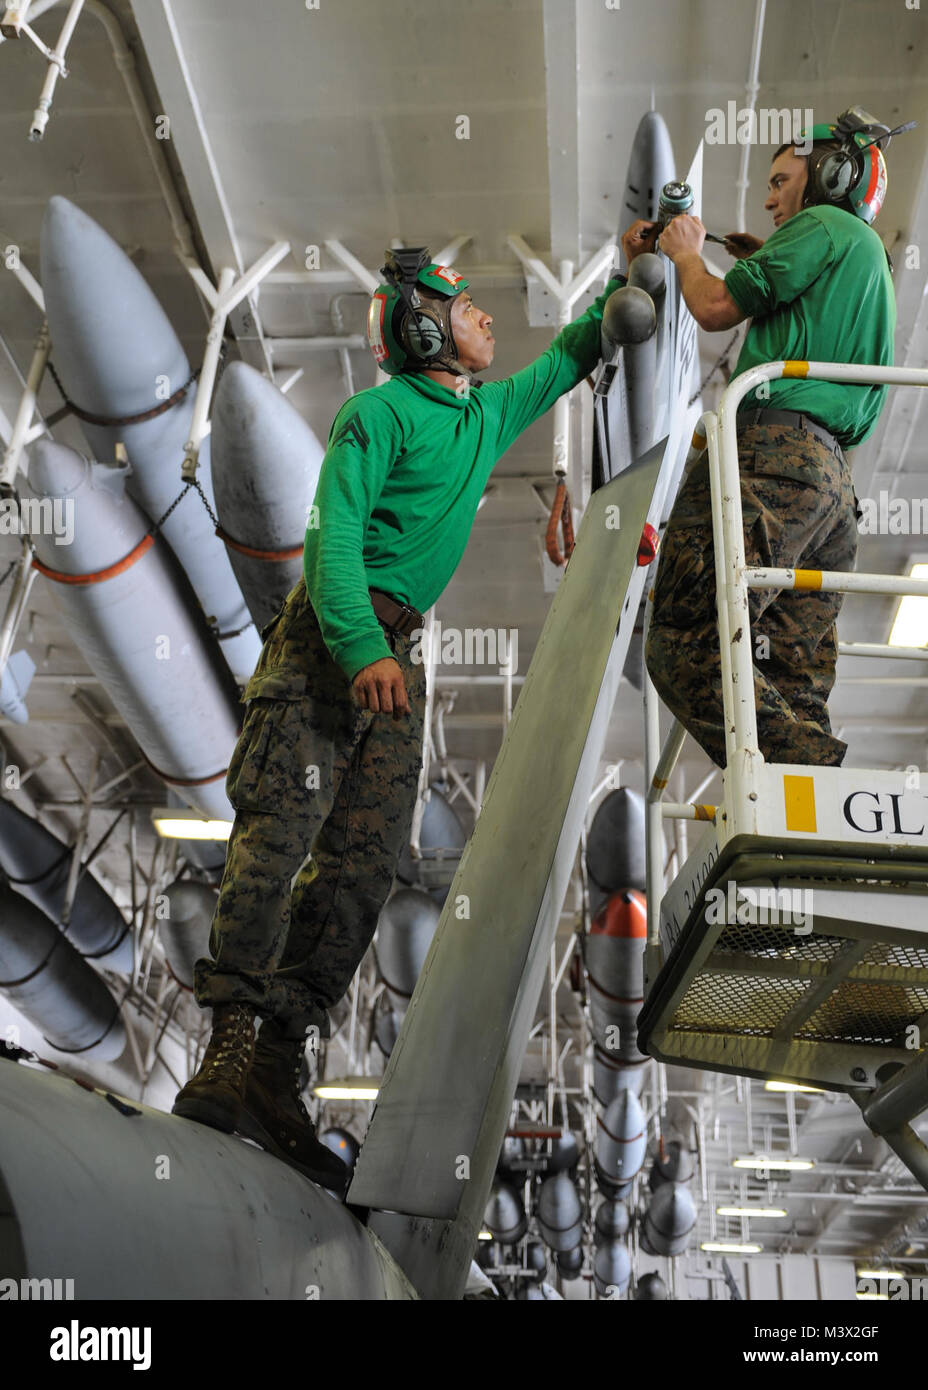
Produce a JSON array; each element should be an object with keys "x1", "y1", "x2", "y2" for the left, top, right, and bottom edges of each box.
[
  {"x1": 796, "y1": 107, "x2": 894, "y2": 224},
  {"x1": 367, "y1": 247, "x2": 471, "y2": 377}
]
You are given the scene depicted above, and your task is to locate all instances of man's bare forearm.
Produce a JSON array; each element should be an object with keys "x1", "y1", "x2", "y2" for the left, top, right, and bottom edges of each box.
[{"x1": 673, "y1": 251, "x2": 745, "y2": 333}]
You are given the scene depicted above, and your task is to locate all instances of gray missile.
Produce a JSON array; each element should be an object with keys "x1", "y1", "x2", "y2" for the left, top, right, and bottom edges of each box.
[
  {"x1": 397, "y1": 803, "x2": 466, "y2": 888},
  {"x1": 484, "y1": 1178, "x2": 527, "y2": 1245},
  {"x1": 648, "y1": 1138, "x2": 695, "y2": 1191},
  {"x1": 595, "y1": 1089, "x2": 647, "y2": 1188},
  {"x1": 640, "y1": 1182, "x2": 697, "y2": 1257},
  {"x1": 0, "y1": 883, "x2": 125, "y2": 1061},
  {"x1": 535, "y1": 1171, "x2": 583, "y2": 1253},
  {"x1": 39, "y1": 197, "x2": 260, "y2": 685},
  {"x1": 586, "y1": 888, "x2": 648, "y2": 1062},
  {"x1": 496, "y1": 1134, "x2": 526, "y2": 1175},
  {"x1": 396, "y1": 784, "x2": 466, "y2": 888},
  {"x1": 593, "y1": 1048, "x2": 651, "y2": 1106},
  {"x1": 622, "y1": 111, "x2": 676, "y2": 224},
  {"x1": 586, "y1": 787, "x2": 647, "y2": 892},
  {"x1": 0, "y1": 649, "x2": 34, "y2": 723},
  {"x1": 635, "y1": 1271, "x2": 669, "y2": 1300},
  {"x1": 320, "y1": 1127, "x2": 360, "y2": 1173},
  {"x1": 374, "y1": 886, "x2": 441, "y2": 1011},
  {"x1": 593, "y1": 1240, "x2": 631, "y2": 1298},
  {"x1": 524, "y1": 1239, "x2": 547, "y2": 1280},
  {"x1": 0, "y1": 1058, "x2": 416, "y2": 1299},
  {"x1": 159, "y1": 879, "x2": 218, "y2": 989},
  {"x1": 555, "y1": 1244, "x2": 584, "y2": 1279},
  {"x1": 23, "y1": 441, "x2": 240, "y2": 821},
  {"x1": 593, "y1": 1198, "x2": 630, "y2": 1244},
  {"x1": 0, "y1": 797, "x2": 132, "y2": 971},
  {"x1": 211, "y1": 361, "x2": 324, "y2": 632},
  {"x1": 545, "y1": 1130, "x2": 581, "y2": 1174}
]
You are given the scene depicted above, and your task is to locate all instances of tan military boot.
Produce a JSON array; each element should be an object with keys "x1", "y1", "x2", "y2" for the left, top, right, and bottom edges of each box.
[
  {"x1": 171, "y1": 1002, "x2": 256, "y2": 1133},
  {"x1": 238, "y1": 1020, "x2": 350, "y2": 1195}
]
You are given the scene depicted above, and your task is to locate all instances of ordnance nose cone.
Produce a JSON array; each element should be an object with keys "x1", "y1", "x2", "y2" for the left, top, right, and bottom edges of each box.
[
  {"x1": 28, "y1": 439, "x2": 88, "y2": 497},
  {"x1": 213, "y1": 359, "x2": 264, "y2": 418}
]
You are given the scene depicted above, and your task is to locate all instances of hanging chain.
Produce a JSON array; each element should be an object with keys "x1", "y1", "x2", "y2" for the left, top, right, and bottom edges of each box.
[{"x1": 687, "y1": 328, "x2": 743, "y2": 408}]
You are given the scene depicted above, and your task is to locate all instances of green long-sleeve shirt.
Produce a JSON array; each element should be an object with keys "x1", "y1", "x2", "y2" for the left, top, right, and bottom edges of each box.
[
  {"x1": 304, "y1": 276, "x2": 625, "y2": 679},
  {"x1": 724, "y1": 205, "x2": 896, "y2": 448}
]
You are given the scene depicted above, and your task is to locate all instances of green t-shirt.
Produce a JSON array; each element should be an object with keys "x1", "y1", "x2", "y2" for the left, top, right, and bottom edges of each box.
[
  {"x1": 304, "y1": 277, "x2": 624, "y2": 678},
  {"x1": 724, "y1": 205, "x2": 895, "y2": 448}
]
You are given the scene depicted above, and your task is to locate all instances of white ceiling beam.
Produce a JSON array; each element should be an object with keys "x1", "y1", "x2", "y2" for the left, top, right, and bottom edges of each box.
[
  {"x1": 129, "y1": 0, "x2": 273, "y2": 374},
  {"x1": 542, "y1": 0, "x2": 581, "y2": 265}
]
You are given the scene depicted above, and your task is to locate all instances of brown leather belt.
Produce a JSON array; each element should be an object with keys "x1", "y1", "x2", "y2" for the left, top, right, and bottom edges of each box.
[
  {"x1": 738, "y1": 407, "x2": 845, "y2": 459},
  {"x1": 369, "y1": 587, "x2": 424, "y2": 637}
]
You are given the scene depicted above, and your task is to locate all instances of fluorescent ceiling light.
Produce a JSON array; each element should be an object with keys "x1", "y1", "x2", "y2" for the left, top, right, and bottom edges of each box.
[
  {"x1": 888, "y1": 562, "x2": 928, "y2": 648},
  {"x1": 700, "y1": 1242, "x2": 763, "y2": 1254},
  {"x1": 857, "y1": 1267, "x2": 906, "y2": 1279},
  {"x1": 856, "y1": 1292, "x2": 889, "y2": 1301},
  {"x1": 716, "y1": 1206, "x2": 787, "y2": 1218},
  {"x1": 151, "y1": 808, "x2": 233, "y2": 841},
  {"x1": 733, "y1": 1156, "x2": 814, "y2": 1172},
  {"x1": 478, "y1": 1230, "x2": 494, "y2": 1241},
  {"x1": 313, "y1": 1077, "x2": 380, "y2": 1101},
  {"x1": 764, "y1": 1081, "x2": 824, "y2": 1094}
]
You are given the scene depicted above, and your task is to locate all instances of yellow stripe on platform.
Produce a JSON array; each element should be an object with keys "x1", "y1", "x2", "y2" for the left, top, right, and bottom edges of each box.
[
  {"x1": 782, "y1": 360, "x2": 810, "y2": 378},
  {"x1": 793, "y1": 569, "x2": 822, "y2": 590},
  {"x1": 784, "y1": 775, "x2": 817, "y2": 833}
]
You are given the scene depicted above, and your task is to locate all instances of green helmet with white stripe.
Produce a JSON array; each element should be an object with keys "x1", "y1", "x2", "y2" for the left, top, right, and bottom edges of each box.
[{"x1": 367, "y1": 248, "x2": 471, "y2": 378}]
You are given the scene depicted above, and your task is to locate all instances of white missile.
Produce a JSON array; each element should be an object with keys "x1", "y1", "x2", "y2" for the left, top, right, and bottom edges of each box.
[
  {"x1": 622, "y1": 111, "x2": 676, "y2": 224},
  {"x1": 640, "y1": 1181, "x2": 697, "y2": 1257},
  {"x1": 210, "y1": 361, "x2": 324, "y2": 632},
  {"x1": 0, "y1": 798, "x2": 132, "y2": 972},
  {"x1": 595, "y1": 1089, "x2": 647, "y2": 1189},
  {"x1": 0, "y1": 883, "x2": 125, "y2": 1061},
  {"x1": 23, "y1": 441, "x2": 240, "y2": 821},
  {"x1": 593, "y1": 1240, "x2": 631, "y2": 1298},
  {"x1": 586, "y1": 788, "x2": 647, "y2": 893},
  {"x1": 594, "y1": 1198, "x2": 630, "y2": 1244},
  {"x1": 374, "y1": 887, "x2": 441, "y2": 1011},
  {"x1": 159, "y1": 879, "x2": 217, "y2": 989},
  {"x1": 535, "y1": 1171, "x2": 583, "y2": 1253},
  {"x1": 39, "y1": 197, "x2": 260, "y2": 685}
]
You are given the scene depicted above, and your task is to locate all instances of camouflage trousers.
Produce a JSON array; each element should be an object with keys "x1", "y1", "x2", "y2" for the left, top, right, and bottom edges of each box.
[
  {"x1": 194, "y1": 609, "x2": 427, "y2": 1038},
  {"x1": 645, "y1": 423, "x2": 858, "y2": 768}
]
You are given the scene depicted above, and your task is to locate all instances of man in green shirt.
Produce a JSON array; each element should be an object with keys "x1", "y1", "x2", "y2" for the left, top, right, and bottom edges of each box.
[
  {"x1": 645, "y1": 110, "x2": 896, "y2": 770},
  {"x1": 172, "y1": 230, "x2": 652, "y2": 1190}
]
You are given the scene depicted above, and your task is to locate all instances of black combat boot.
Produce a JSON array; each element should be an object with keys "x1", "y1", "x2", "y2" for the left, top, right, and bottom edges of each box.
[
  {"x1": 171, "y1": 1002, "x2": 256, "y2": 1132},
  {"x1": 238, "y1": 1020, "x2": 350, "y2": 1195}
]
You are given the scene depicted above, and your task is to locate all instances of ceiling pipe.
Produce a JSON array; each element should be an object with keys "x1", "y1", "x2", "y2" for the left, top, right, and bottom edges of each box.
[{"x1": 735, "y1": 0, "x2": 768, "y2": 234}]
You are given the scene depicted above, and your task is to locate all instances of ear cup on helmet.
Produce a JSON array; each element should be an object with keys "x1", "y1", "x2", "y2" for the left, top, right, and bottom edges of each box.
[
  {"x1": 813, "y1": 148, "x2": 858, "y2": 201},
  {"x1": 401, "y1": 306, "x2": 445, "y2": 359}
]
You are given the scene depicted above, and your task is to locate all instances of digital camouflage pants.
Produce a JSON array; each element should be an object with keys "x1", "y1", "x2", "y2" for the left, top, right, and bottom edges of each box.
[
  {"x1": 194, "y1": 605, "x2": 427, "y2": 1039},
  {"x1": 645, "y1": 423, "x2": 858, "y2": 768}
]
